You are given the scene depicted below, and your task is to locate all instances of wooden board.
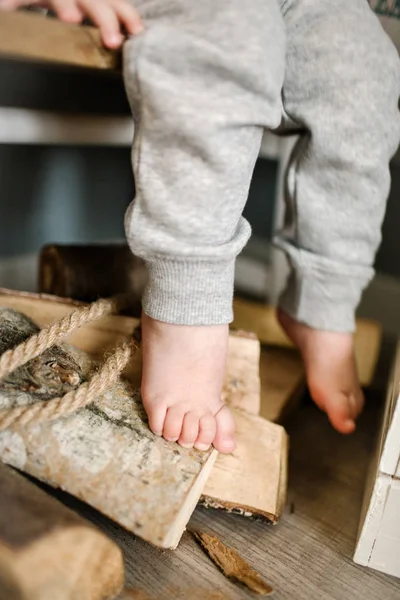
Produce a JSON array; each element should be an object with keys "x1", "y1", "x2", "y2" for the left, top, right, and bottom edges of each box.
[
  {"x1": 0, "y1": 289, "x2": 287, "y2": 524},
  {"x1": 223, "y1": 331, "x2": 260, "y2": 416},
  {"x1": 232, "y1": 297, "x2": 381, "y2": 387},
  {"x1": 0, "y1": 305, "x2": 217, "y2": 549},
  {"x1": 354, "y1": 341, "x2": 400, "y2": 577},
  {"x1": 259, "y1": 347, "x2": 305, "y2": 423},
  {"x1": 202, "y1": 409, "x2": 288, "y2": 522},
  {"x1": 0, "y1": 11, "x2": 119, "y2": 70},
  {"x1": 0, "y1": 462, "x2": 124, "y2": 600}
]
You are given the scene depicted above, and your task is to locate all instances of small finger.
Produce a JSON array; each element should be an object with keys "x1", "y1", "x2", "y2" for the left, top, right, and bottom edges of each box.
[
  {"x1": 113, "y1": 0, "x2": 144, "y2": 35},
  {"x1": 50, "y1": 0, "x2": 83, "y2": 22},
  {"x1": 78, "y1": 0, "x2": 123, "y2": 48}
]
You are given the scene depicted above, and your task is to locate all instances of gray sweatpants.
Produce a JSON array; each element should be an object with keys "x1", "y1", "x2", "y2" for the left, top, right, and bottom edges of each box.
[{"x1": 124, "y1": 0, "x2": 400, "y2": 332}]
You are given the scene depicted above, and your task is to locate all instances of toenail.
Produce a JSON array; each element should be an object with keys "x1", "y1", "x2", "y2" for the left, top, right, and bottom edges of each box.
[
  {"x1": 195, "y1": 443, "x2": 210, "y2": 452},
  {"x1": 165, "y1": 437, "x2": 178, "y2": 442},
  {"x1": 222, "y1": 441, "x2": 236, "y2": 452},
  {"x1": 179, "y1": 442, "x2": 194, "y2": 449}
]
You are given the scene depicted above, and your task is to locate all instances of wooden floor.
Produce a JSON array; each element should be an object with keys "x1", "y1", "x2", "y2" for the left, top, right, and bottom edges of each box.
[{"x1": 39, "y1": 393, "x2": 400, "y2": 600}]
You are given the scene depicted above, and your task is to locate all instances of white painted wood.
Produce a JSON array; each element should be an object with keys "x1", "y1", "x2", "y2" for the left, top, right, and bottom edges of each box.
[{"x1": 354, "y1": 340, "x2": 400, "y2": 578}]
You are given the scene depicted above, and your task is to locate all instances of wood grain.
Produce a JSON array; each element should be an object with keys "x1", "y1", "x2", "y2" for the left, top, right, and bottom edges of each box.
[
  {"x1": 0, "y1": 462, "x2": 124, "y2": 600},
  {"x1": 0, "y1": 12, "x2": 120, "y2": 70},
  {"x1": 232, "y1": 297, "x2": 382, "y2": 387},
  {"x1": 202, "y1": 409, "x2": 287, "y2": 522}
]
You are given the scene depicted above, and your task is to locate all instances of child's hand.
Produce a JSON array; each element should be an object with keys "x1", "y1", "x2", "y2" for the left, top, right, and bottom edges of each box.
[
  {"x1": 0, "y1": 0, "x2": 144, "y2": 48},
  {"x1": 278, "y1": 309, "x2": 364, "y2": 434}
]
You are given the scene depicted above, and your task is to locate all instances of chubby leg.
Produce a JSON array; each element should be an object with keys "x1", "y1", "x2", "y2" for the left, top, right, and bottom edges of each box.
[
  {"x1": 276, "y1": 0, "x2": 400, "y2": 431},
  {"x1": 124, "y1": 0, "x2": 286, "y2": 451}
]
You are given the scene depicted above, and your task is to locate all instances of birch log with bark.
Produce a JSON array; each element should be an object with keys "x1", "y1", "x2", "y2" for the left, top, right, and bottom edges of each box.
[
  {"x1": 0, "y1": 462, "x2": 124, "y2": 600},
  {"x1": 0, "y1": 307, "x2": 217, "y2": 549}
]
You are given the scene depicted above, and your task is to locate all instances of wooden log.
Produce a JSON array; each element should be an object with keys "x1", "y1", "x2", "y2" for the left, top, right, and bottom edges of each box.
[
  {"x1": 0, "y1": 11, "x2": 120, "y2": 70},
  {"x1": 0, "y1": 462, "x2": 124, "y2": 600},
  {"x1": 0, "y1": 306, "x2": 217, "y2": 549},
  {"x1": 39, "y1": 244, "x2": 146, "y2": 315},
  {"x1": 38, "y1": 244, "x2": 381, "y2": 386},
  {"x1": 0, "y1": 289, "x2": 288, "y2": 523}
]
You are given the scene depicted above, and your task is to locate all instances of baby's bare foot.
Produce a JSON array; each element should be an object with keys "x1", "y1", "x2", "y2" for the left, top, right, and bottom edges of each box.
[
  {"x1": 140, "y1": 314, "x2": 236, "y2": 453},
  {"x1": 278, "y1": 309, "x2": 364, "y2": 433}
]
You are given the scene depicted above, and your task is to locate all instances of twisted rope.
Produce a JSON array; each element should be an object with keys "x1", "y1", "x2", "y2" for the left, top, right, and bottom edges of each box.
[{"x1": 0, "y1": 295, "x2": 138, "y2": 431}]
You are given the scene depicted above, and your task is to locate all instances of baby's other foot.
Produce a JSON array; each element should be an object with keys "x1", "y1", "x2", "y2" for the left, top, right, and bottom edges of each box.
[
  {"x1": 141, "y1": 314, "x2": 236, "y2": 453},
  {"x1": 278, "y1": 309, "x2": 364, "y2": 434}
]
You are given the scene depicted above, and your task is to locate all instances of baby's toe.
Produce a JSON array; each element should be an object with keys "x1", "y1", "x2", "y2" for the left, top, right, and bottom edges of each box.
[
  {"x1": 163, "y1": 406, "x2": 185, "y2": 442},
  {"x1": 323, "y1": 390, "x2": 364, "y2": 434},
  {"x1": 145, "y1": 402, "x2": 167, "y2": 437},
  {"x1": 214, "y1": 405, "x2": 236, "y2": 454},
  {"x1": 194, "y1": 413, "x2": 216, "y2": 451},
  {"x1": 178, "y1": 411, "x2": 201, "y2": 448}
]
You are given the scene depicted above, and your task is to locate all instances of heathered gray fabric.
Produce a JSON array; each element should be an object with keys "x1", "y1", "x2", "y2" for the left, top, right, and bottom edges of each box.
[{"x1": 124, "y1": 0, "x2": 400, "y2": 330}]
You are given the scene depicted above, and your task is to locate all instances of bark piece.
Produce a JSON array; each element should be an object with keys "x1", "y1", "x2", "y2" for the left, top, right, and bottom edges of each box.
[
  {"x1": 191, "y1": 531, "x2": 273, "y2": 596},
  {"x1": 0, "y1": 306, "x2": 217, "y2": 549},
  {"x1": 0, "y1": 462, "x2": 124, "y2": 600},
  {"x1": 0, "y1": 11, "x2": 120, "y2": 70},
  {"x1": 232, "y1": 297, "x2": 381, "y2": 387}
]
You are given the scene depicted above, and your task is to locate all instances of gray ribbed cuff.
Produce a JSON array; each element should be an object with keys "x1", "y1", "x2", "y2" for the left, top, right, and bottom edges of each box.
[
  {"x1": 276, "y1": 240, "x2": 373, "y2": 332},
  {"x1": 142, "y1": 258, "x2": 236, "y2": 325}
]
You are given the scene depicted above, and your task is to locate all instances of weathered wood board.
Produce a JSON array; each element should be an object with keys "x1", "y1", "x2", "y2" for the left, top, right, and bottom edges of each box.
[
  {"x1": 0, "y1": 307, "x2": 217, "y2": 549},
  {"x1": 0, "y1": 289, "x2": 288, "y2": 523},
  {"x1": 0, "y1": 462, "x2": 124, "y2": 600},
  {"x1": 0, "y1": 11, "x2": 120, "y2": 70},
  {"x1": 202, "y1": 409, "x2": 288, "y2": 521},
  {"x1": 232, "y1": 297, "x2": 381, "y2": 387},
  {"x1": 259, "y1": 347, "x2": 305, "y2": 423}
]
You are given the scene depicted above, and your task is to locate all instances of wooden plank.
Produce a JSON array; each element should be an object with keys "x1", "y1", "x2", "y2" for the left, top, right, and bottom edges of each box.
[
  {"x1": 232, "y1": 297, "x2": 382, "y2": 387},
  {"x1": 259, "y1": 347, "x2": 305, "y2": 423},
  {"x1": 0, "y1": 12, "x2": 119, "y2": 70},
  {"x1": 223, "y1": 331, "x2": 261, "y2": 416},
  {"x1": 0, "y1": 306, "x2": 217, "y2": 549},
  {"x1": 0, "y1": 462, "x2": 124, "y2": 600},
  {"x1": 202, "y1": 409, "x2": 288, "y2": 522},
  {"x1": 0, "y1": 289, "x2": 287, "y2": 524},
  {"x1": 354, "y1": 341, "x2": 400, "y2": 577}
]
